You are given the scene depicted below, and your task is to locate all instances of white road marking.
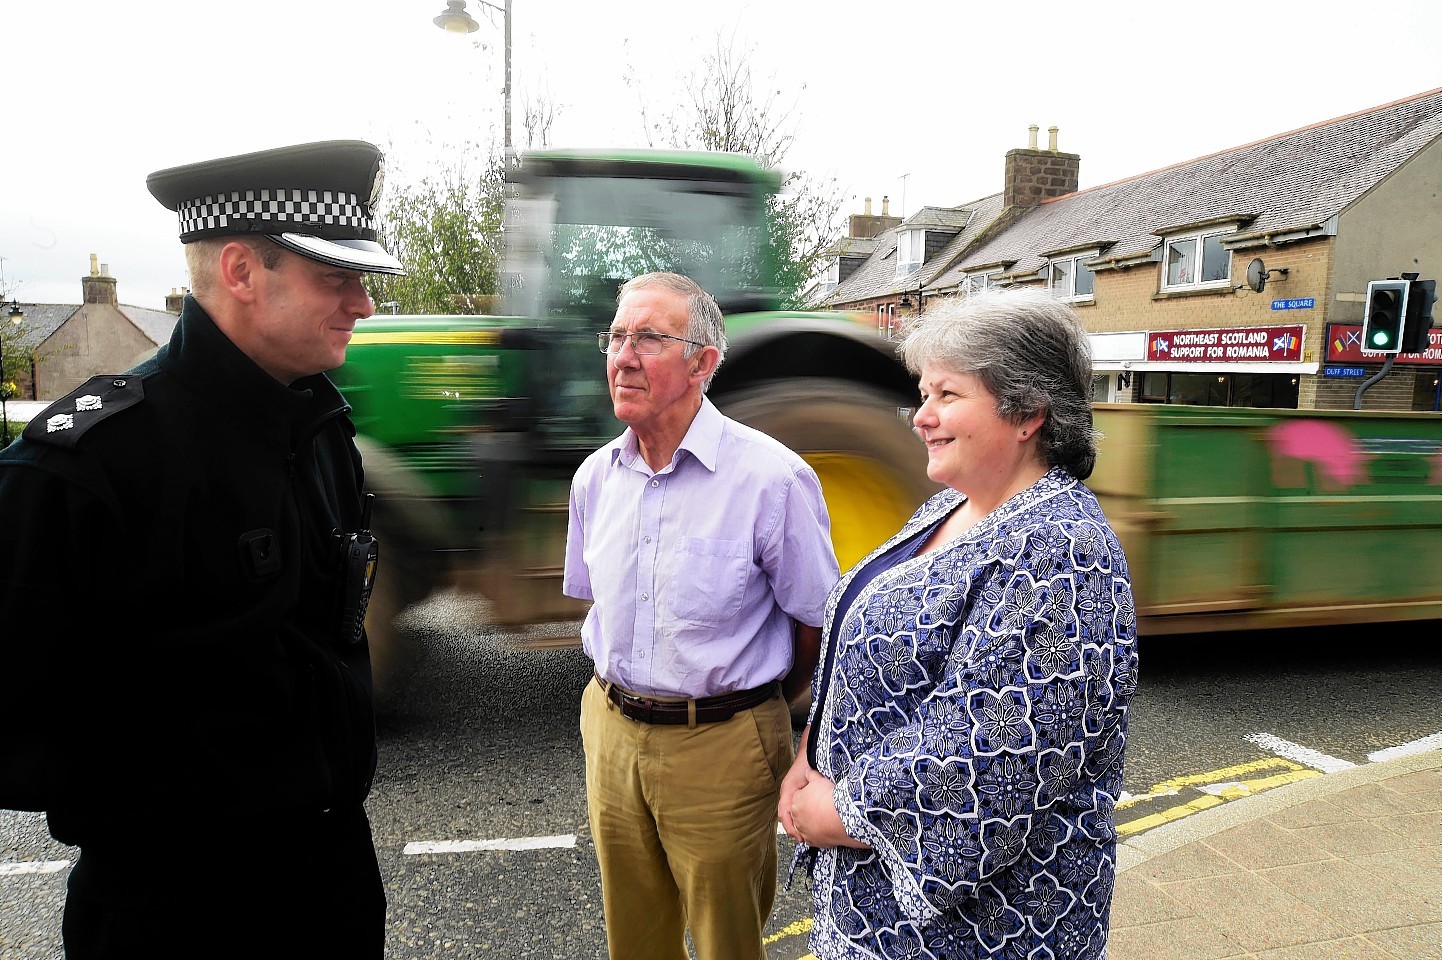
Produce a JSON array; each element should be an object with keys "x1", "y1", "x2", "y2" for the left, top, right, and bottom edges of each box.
[
  {"x1": 1245, "y1": 732, "x2": 1357, "y2": 773},
  {"x1": 1368, "y1": 731, "x2": 1442, "y2": 762},
  {"x1": 0, "y1": 860, "x2": 70, "y2": 877},
  {"x1": 403, "y1": 834, "x2": 576, "y2": 855}
]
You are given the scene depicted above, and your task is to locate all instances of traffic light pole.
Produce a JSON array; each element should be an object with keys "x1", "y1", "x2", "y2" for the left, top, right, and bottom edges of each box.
[{"x1": 1353, "y1": 353, "x2": 1397, "y2": 410}]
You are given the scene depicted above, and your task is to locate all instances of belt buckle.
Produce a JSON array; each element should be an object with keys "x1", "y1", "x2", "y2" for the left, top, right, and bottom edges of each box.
[{"x1": 620, "y1": 692, "x2": 652, "y2": 724}]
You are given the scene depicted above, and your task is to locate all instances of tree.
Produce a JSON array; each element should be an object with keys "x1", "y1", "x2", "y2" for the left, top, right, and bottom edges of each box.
[
  {"x1": 632, "y1": 34, "x2": 842, "y2": 309},
  {"x1": 1, "y1": 283, "x2": 34, "y2": 405},
  {"x1": 364, "y1": 152, "x2": 507, "y2": 315}
]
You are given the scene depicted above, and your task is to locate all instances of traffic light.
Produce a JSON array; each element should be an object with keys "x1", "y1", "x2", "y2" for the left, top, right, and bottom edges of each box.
[
  {"x1": 1362, "y1": 279, "x2": 1409, "y2": 353},
  {"x1": 1401, "y1": 278, "x2": 1436, "y2": 354}
]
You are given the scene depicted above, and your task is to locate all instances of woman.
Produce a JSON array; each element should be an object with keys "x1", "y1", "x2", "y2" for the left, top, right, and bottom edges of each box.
[{"x1": 780, "y1": 286, "x2": 1138, "y2": 960}]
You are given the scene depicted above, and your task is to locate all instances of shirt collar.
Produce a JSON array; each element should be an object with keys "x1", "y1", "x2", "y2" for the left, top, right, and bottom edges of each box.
[{"x1": 608, "y1": 396, "x2": 723, "y2": 474}]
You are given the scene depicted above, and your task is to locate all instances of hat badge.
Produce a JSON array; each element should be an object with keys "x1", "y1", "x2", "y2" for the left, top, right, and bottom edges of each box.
[{"x1": 369, "y1": 157, "x2": 386, "y2": 209}]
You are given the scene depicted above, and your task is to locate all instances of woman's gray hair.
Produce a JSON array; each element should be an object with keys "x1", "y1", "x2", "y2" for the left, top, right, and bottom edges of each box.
[
  {"x1": 900, "y1": 286, "x2": 1099, "y2": 479},
  {"x1": 617, "y1": 272, "x2": 727, "y2": 390}
]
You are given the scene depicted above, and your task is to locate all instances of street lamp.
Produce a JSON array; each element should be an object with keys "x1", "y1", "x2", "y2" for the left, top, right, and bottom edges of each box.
[
  {"x1": 432, "y1": 0, "x2": 513, "y2": 167},
  {"x1": 2, "y1": 301, "x2": 24, "y2": 447}
]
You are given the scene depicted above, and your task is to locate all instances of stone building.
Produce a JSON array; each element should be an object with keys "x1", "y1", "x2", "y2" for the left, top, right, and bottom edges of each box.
[
  {"x1": 7, "y1": 256, "x2": 182, "y2": 401},
  {"x1": 818, "y1": 90, "x2": 1442, "y2": 412}
]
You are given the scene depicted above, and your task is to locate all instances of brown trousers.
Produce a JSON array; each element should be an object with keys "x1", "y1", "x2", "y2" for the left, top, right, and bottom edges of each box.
[{"x1": 579, "y1": 677, "x2": 793, "y2": 960}]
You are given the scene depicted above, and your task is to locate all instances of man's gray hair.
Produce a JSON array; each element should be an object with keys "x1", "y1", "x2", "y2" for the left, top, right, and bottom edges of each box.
[
  {"x1": 617, "y1": 272, "x2": 727, "y2": 390},
  {"x1": 900, "y1": 286, "x2": 1099, "y2": 479}
]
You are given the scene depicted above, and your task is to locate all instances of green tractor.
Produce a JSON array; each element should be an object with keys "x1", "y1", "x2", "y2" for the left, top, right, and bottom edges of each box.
[{"x1": 332, "y1": 148, "x2": 935, "y2": 698}]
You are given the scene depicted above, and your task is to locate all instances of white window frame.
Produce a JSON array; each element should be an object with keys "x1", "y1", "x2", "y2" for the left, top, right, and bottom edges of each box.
[
  {"x1": 876, "y1": 302, "x2": 897, "y2": 340},
  {"x1": 815, "y1": 257, "x2": 840, "y2": 296},
  {"x1": 961, "y1": 271, "x2": 996, "y2": 295},
  {"x1": 1161, "y1": 229, "x2": 1233, "y2": 291},
  {"x1": 895, "y1": 229, "x2": 924, "y2": 277},
  {"x1": 1047, "y1": 252, "x2": 1097, "y2": 302}
]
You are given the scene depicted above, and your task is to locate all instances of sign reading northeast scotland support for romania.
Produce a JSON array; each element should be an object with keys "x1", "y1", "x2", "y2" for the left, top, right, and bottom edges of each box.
[
  {"x1": 1326, "y1": 323, "x2": 1442, "y2": 365},
  {"x1": 1146, "y1": 325, "x2": 1304, "y2": 362}
]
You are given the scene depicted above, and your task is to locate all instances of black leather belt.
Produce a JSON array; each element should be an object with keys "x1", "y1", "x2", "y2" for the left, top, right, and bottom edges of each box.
[{"x1": 595, "y1": 674, "x2": 778, "y2": 725}]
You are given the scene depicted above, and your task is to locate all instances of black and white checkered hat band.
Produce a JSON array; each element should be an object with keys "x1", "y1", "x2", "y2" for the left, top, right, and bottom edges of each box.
[{"x1": 176, "y1": 188, "x2": 376, "y2": 240}]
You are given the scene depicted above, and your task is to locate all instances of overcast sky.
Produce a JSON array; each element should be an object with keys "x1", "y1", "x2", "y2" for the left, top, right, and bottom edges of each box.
[{"x1": 4, "y1": 0, "x2": 1441, "y2": 309}]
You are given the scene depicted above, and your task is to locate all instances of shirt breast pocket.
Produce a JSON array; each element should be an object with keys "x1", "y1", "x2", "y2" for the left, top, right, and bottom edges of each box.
[{"x1": 669, "y1": 536, "x2": 751, "y2": 624}]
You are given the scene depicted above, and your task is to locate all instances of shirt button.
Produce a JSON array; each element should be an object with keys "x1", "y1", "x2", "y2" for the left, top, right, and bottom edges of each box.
[
  {"x1": 643, "y1": 536, "x2": 652, "y2": 544},
  {"x1": 650, "y1": 479, "x2": 659, "y2": 488},
  {"x1": 640, "y1": 592, "x2": 650, "y2": 601}
]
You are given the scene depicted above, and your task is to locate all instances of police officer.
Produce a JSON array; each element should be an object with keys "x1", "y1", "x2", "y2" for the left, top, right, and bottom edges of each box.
[{"x1": 0, "y1": 140, "x2": 404, "y2": 958}]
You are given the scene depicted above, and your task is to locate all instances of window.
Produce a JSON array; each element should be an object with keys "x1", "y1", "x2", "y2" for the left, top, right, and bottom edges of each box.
[
  {"x1": 876, "y1": 303, "x2": 897, "y2": 340},
  {"x1": 1047, "y1": 254, "x2": 1095, "y2": 301},
  {"x1": 816, "y1": 257, "x2": 840, "y2": 296},
  {"x1": 961, "y1": 272, "x2": 996, "y2": 295},
  {"x1": 1137, "y1": 372, "x2": 1298, "y2": 408},
  {"x1": 896, "y1": 230, "x2": 924, "y2": 277},
  {"x1": 1162, "y1": 230, "x2": 1231, "y2": 290}
]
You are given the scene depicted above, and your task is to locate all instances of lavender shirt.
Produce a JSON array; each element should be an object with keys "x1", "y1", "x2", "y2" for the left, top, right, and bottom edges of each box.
[{"x1": 564, "y1": 398, "x2": 839, "y2": 699}]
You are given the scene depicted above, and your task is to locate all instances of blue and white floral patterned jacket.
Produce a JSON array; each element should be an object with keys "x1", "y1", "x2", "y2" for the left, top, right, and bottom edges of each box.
[{"x1": 804, "y1": 468, "x2": 1138, "y2": 960}]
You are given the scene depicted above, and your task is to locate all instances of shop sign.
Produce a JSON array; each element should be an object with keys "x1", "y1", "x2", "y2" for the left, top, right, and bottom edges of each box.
[
  {"x1": 1326, "y1": 324, "x2": 1442, "y2": 365},
  {"x1": 1146, "y1": 325, "x2": 1304, "y2": 362}
]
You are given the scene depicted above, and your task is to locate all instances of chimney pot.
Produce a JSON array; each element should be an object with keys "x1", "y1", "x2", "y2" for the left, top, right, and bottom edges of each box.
[
  {"x1": 1048, "y1": 126, "x2": 1059, "y2": 151},
  {"x1": 80, "y1": 256, "x2": 119, "y2": 306},
  {"x1": 882, "y1": 195, "x2": 890, "y2": 216},
  {"x1": 1028, "y1": 124, "x2": 1039, "y2": 150},
  {"x1": 864, "y1": 196, "x2": 872, "y2": 215}
]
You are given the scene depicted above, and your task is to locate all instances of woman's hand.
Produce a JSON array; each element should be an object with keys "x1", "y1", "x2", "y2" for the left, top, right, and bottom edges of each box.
[
  {"x1": 781, "y1": 725, "x2": 871, "y2": 850},
  {"x1": 778, "y1": 726, "x2": 813, "y2": 842},
  {"x1": 790, "y1": 769, "x2": 868, "y2": 849}
]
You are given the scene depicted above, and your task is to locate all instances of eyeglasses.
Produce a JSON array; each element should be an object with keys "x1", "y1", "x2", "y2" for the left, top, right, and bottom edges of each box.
[{"x1": 597, "y1": 331, "x2": 705, "y2": 355}]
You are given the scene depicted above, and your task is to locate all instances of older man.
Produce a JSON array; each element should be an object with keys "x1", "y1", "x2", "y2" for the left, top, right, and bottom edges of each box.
[
  {"x1": 0, "y1": 140, "x2": 403, "y2": 958},
  {"x1": 564, "y1": 271, "x2": 840, "y2": 960}
]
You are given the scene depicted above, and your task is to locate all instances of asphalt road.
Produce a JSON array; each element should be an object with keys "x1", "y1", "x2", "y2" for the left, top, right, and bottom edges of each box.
[{"x1": 2, "y1": 597, "x2": 1439, "y2": 959}]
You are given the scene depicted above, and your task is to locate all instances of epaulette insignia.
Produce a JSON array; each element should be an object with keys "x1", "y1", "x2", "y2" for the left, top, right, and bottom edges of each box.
[{"x1": 22, "y1": 375, "x2": 146, "y2": 450}]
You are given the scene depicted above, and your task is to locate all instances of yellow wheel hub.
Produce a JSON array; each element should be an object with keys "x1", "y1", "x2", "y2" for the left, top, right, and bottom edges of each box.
[{"x1": 804, "y1": 452, "x2": 916, "y2": 572}]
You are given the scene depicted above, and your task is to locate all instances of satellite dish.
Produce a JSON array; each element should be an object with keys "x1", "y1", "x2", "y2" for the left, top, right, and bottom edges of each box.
[{"x1": 1247, "y1": 258, "x2": 1268, "y2": 294}]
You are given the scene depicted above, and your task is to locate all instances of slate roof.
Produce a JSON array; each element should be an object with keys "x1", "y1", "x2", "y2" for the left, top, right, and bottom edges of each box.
[
  {"x1": 8, "y1": 302, "x2": 177, "y2": 350},
  {"x1": 122, "y1": 305, "x2": 180, "y2": 345},
  {"x1": 8, "y1": 304, "x2": 79, "y2": 350},
  {"x1": 822, "y1": 194, "x2": 1004, "y2": 305},
  {"x1": 948, "y1": 87, "x2": 1442, "y2": 282}
]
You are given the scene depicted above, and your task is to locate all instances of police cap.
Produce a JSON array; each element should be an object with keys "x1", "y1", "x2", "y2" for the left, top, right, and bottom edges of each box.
[{"x1": 146, "y1": 140, "x2": 405, "y2": 276}]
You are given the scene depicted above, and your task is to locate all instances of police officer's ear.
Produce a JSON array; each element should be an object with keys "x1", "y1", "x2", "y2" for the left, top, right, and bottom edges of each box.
[
  {"x1": 217, "y1": 240, "x2": 266, "y2": 305},
  {"x1": 689, "y1": 344, "x2": 720, "y2": 386}
]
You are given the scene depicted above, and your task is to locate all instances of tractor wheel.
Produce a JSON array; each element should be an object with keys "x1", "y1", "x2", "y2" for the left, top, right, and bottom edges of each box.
[{"x1": 718, "y1": 379, "x2": 937, "y2": 723}]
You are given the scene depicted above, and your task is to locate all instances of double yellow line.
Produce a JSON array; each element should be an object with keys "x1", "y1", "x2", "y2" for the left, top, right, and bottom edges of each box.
[{"x1": 1116, "y1": 756, "x2": 1322, "y2": 835}]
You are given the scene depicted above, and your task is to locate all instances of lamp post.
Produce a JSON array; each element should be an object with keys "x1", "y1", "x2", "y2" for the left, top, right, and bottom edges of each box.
[
  {"x1": 432, "y1": 0, "x2": 513, "y2": 168},
  {"x1": 2, "y1": 301, "x2": 24, "y2": 447}
]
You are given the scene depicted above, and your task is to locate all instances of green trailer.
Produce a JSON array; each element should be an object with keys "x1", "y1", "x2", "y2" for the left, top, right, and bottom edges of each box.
[{"x1": 1090, "y1": 403, "x2": 1442, "y2": 633}]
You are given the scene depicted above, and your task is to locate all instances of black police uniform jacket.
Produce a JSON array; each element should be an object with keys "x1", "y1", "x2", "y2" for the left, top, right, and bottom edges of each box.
[{"x1": 0, "y1": 296, "x2": 377, "y2": 848}]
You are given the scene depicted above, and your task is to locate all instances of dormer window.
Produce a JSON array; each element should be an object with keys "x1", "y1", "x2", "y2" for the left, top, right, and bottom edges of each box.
[
  {"x1": 1047, "y1": 253, "x2": 1096, "y2": 302},
  {"x1": 961, "y1": 272, "x2": 996, "y2": 295},
  {"x1": 1162, "y1": 229, "x2": 1232, "y2": 291},
  {"x1": 896, "y1": 229, "x2": 924, "y2": 277},
  {"x1": 817, "y1": 257, "x2": 840, "y2": 295}
]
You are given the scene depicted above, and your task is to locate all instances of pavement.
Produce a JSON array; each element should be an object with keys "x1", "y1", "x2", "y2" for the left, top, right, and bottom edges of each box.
[{"x1": 1109, "y1": 748, "x2": 1442, "y2": 960}]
